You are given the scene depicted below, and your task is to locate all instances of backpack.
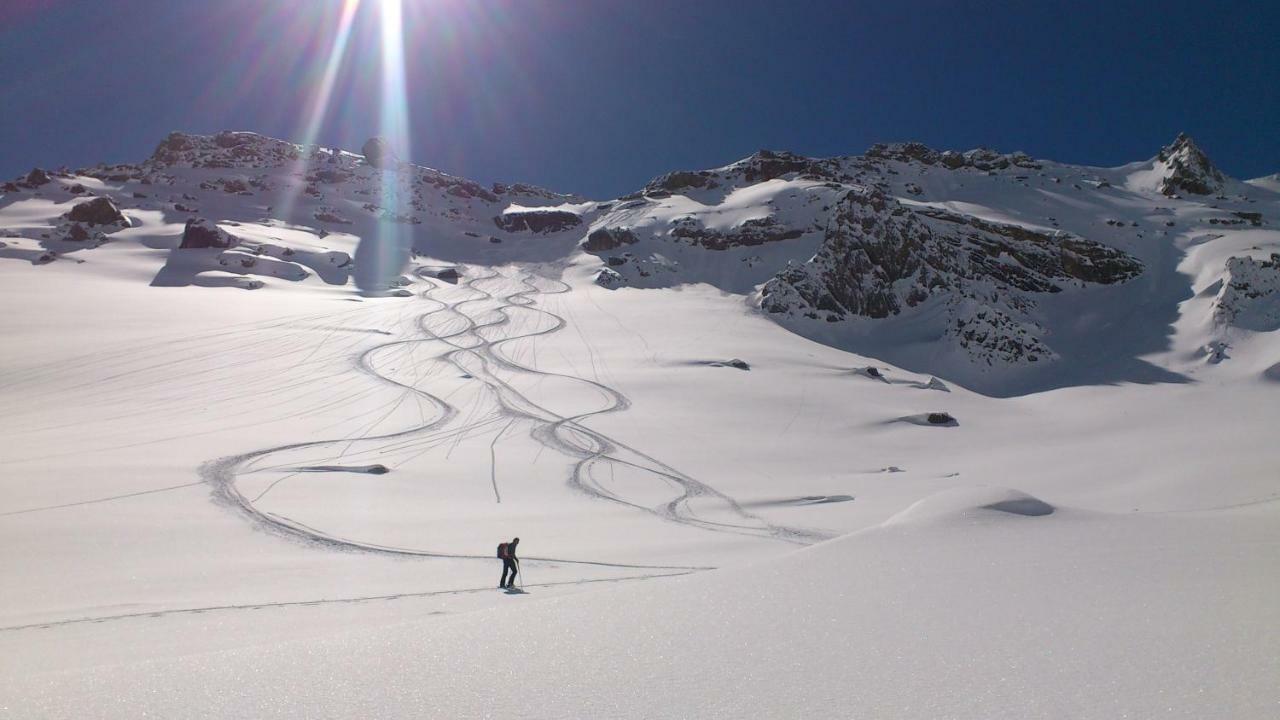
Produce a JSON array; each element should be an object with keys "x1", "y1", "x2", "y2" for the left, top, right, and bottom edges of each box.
[{"x1": 496, "y1": 542, "x2": 508, "y2": 559}]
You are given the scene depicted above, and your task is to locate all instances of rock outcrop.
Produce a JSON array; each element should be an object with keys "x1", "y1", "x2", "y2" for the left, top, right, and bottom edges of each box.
[
  {"x1": 1156, "y1": 133, "x2": 1224, "y2": 197},
  {"x1": 178, "y1": 218, "x2": 237, "y2": 249},
  {"x1": 23, "y1": 167, "x2": 52, "y2": 187},
  {"x1": 65, "y1": 197, "x2": 128, "y2": 228},
  {"x1": 1214, "y1": 254, "x2": 1280, "y2": 331},
  {"x1": 668, "y1": 216, "x2": 804, "y2": 250},
  {"x1": 760, "y1": 187, "x2": 1142, "y2": 364},
  {"x1": 361, "y1": 137, "x2": 397, "y2": 170},
  {"x1": 584, "y1": 227, "x2": 639, "y2": 252},
  {"x1": 494, "y1": 209, "x2": 582, "y2": 234}
]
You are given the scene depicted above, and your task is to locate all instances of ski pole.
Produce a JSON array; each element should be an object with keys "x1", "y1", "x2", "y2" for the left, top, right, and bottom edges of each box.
[{"x1": 517, "y1": 558, "x2": 523, "y2": 590}]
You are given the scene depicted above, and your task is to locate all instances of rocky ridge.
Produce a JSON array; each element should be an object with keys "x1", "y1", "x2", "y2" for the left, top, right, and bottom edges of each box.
[{"x1": 3, "y1": 130, "x2": 1276, "y2": 384}]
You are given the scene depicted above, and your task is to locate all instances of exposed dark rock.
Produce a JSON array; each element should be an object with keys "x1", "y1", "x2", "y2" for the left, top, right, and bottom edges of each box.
[
  {"x1": 760, "y1": 187, "x2": 1142, "y2": 365},
  {"x1": 314, "y1": 209, "x2": 352, "y2": 225},
  {"x1": 362, "y1": 137, "x2": 396, "y2": 170},
  {"x1": 179, "y1": 218, "x2": 236, "y2": 249},
  {"x1": 866, "y1": 143, "x2": 1041, "y2": 171},
  {"x1": 66, "y1": 197, "x2": 127, "y2": 227},
  {"x1": 668, "y1": 216, "x2": 804, "y2": 250},
  {"x1": 24, "y1": 168, "x2": 51, "y2": 187},
  {"x1": 595, "y1": 267, "x2": 625, "y2": 289},
  {"x1": 926, "y1": 412, "x2": 955, "y2": 425},
  {"x1": 432, "y1": 268, "x2": 461, "y2": 283},
  {"x1": 148, "y1": 131, "x2": 299, "y2": 169},
  {"x1": 65, "y1": 223, "x2": 91, "y2": 242},
  {"x1": 737, "y1": 150, "x2": 836, "y2": 184},
  {"x1": 313, "y1": 169, "x2": 350, "y2": 184},
  {"x1": 494, "y1": 210, "x2": 582, "y2": 234},
  {"x1": 150, "y1": 132, "x2": 194, "y2": 164},
  {"x1": 645, "y1": 170, "x2": 717, "y2": 194},
  {"x1": 584, "y1": 227, "x2": 639, "y2": 252},
  {"x1": 214, "y1": 131, "x2": 251, "y2": 149},
  {"x1": 1214, "y1": 253, "x2": 1280, "y2": 331},
  {"x1": 1156, "y1": 133, "x2": 1224, "y2": 196}
]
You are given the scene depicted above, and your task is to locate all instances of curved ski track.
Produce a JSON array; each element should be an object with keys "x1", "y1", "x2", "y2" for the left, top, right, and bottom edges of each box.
[{"x1": 202, "y1": 268, "x2": 826, "y2": 574}]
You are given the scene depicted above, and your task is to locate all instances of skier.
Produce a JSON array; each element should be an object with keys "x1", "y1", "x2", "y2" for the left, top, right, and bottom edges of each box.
[{"x1": 497, "y1": 537, "x2": 520, "y2": 589}]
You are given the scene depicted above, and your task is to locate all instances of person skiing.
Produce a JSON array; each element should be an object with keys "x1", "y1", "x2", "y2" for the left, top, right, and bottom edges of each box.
[{"x1": 497, "y1": 537, "x2": 520, "y2": 589}]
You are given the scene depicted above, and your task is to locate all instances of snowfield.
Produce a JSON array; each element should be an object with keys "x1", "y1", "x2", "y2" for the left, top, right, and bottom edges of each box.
[{"x1": 1, "y1": 132, "x2": 1277, "y2": 718}]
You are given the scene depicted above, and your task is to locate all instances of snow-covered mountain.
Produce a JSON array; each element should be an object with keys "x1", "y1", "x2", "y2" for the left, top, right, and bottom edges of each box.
[
  {"x1": 3, "y1": 132, "x2": 1279, "y2": 718},
  {"x1": 3, "y1": 130, "x2": 1277, "y2": 394}
]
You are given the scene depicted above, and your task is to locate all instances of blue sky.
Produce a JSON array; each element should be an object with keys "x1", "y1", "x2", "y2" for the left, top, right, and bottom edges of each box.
[{"x1": 2, "y1": 0, "x2": 1276, "y2": 198}]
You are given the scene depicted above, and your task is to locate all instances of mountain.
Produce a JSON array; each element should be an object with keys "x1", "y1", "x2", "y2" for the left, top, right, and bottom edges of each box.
[
  {"x1": 1, "y1": 130, "x2": 1277, "y2": 394},
  {"x1": 4, "y1": 131, "x2": 1279, "y2": 718}
]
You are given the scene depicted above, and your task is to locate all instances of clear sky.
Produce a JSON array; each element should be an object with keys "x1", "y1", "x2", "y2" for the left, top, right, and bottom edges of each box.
[{"x1": 2, "y1": 0, "x2": 1276, "y2": 198}]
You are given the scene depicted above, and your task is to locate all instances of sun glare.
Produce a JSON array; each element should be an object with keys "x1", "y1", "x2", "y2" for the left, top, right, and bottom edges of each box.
[{"x1": 272, "y1": 0, "x2": 414, "y2": 293}]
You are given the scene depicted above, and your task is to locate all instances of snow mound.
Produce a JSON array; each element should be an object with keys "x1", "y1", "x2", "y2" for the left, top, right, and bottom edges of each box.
[{"x1": 883, "y1": 486, "x2": 1055, "y2": 526}]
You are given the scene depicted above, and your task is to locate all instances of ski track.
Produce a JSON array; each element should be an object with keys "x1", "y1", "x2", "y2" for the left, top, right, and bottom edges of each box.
[
  {"x1": 0, "y1": 571, "x2": 695, "y2": 634},
  {"x1": 180, "y1": 268, "x2": 828, "y2": 577}
]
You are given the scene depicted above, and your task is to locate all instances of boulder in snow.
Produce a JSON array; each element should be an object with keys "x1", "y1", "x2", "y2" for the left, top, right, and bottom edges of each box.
[
  {"x1": 595, "y1": 267, "x2": 625, "y2": 289},
  {"x1": 584, "y1": 227, "x2": 639, "y2": 252},
  {"x1": 22, "y1": 167, "x2": 51, "y2": 187},
  {"x1": 179, "y1": 218, "x2": 237, "y2": 249},
  {"x1": 65, "y1": 197, "x2": 127, "y2": 228},
  {"x1": 362, "y1": 137, "x2": 398, "y2": 170}
]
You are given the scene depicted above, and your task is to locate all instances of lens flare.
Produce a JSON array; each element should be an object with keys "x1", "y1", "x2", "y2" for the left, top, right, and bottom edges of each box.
[
  {"x1": 355, "y1": 0, "x2": 413, "y2": 295},
  {"x1": 275, "y1": 0, "x2": 362, "y2": 224}
]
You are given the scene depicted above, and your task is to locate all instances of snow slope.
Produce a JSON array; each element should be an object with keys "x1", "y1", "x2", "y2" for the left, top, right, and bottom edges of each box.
[
  {"x1": 1, "y1": 131, "x2": 1278, "y2": 718},
  {"x1": 10, "y1": 491, "x2": 1278, "y2": 719}
]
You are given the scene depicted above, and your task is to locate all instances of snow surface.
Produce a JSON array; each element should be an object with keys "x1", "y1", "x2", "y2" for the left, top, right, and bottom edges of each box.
[{"x1": 1, "y1": 133, "x2": 1278, "y2": 718}]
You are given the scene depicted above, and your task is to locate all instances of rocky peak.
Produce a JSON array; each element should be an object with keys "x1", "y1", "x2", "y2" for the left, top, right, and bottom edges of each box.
[
  {"x1": 148, "y1": 131, "x2": 303, "y2": 169},
  {"x1": 1155, "y1": 133, "x2": 1224, "y2": 196},
  {"x1": 639, "y1": 150, "x2": 850, "y2": 197},
  {"x1": 865, "y1": 143, "x2": 1041, "y2": 171}
]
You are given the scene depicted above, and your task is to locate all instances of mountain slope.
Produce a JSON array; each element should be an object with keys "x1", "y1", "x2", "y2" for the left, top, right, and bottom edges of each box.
[
  {"x1": 3, "y1": 132, "x2": 1279, "y2": 718},
  {"x1": 2, "y1": 131, "x2": 1278, "y2": 395}
]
